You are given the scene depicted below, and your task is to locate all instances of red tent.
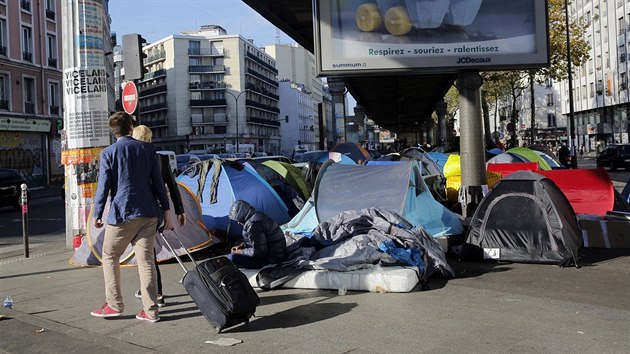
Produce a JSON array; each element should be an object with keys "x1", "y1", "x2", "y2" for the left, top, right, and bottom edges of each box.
[
  {"x1": 538, "y1": 169, "x2": 614, "y2": 216},
  {"x1": 487, "y1": 164, "x2": 614, "y2": 215},
  {"x1": 487, "y1": 162, "x2": 539, "y2": 175}
]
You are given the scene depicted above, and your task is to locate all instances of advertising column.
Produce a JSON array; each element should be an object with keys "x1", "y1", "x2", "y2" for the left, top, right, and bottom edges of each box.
[{"x1": 61, "y1": 0, "x2": 110, "y2": 248}]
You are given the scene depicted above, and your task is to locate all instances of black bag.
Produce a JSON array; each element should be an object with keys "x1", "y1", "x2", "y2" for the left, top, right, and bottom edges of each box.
[{"x1": 159, "y1": 231, "x2": 259, "y2": 333}]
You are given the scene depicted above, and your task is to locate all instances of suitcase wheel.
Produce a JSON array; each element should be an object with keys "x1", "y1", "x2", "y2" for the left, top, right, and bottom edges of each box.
[{"x1": 214, "y1": 326, "x2": 221, "y2": 334}]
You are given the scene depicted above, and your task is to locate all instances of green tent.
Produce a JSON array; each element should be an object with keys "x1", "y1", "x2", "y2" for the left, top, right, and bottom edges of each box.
[
  {"x1": 507, "y1": 147, "x2": 552, "y2": 170},
  {"x1": 263, "y1": 160, "x2": 311, "y2": 200}
]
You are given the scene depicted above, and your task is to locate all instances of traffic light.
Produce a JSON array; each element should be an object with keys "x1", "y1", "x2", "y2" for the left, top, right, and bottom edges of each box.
[{"x1": 122, "y1": 33, "x2": 148, "y2": 80}]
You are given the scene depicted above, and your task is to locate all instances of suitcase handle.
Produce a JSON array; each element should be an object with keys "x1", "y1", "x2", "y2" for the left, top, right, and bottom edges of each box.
[{"x1": 158, "y1": 227, "x2": 199, "y2": 274}]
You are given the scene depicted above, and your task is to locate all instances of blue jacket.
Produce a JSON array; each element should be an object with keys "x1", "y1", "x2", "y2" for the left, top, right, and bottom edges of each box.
[{"x1": 93, "y1": 136, "x2": 170, "y2": 225}]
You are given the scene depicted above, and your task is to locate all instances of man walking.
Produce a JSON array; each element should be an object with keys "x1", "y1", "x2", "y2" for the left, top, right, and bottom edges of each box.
[{"x1": 90, "y1": 112, "x2": 172, "y2": 323}]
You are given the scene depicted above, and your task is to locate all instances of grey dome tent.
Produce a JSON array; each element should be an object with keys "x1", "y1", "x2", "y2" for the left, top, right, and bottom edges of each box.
[{"x1": 465, "y1": 171, "x2": 582, "y2": 266}]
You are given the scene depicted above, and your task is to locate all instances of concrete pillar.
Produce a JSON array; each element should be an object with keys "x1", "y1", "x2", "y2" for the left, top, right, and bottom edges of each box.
[
  {"x1": 61, "y1": 0, "x2": 111, "y2": 248},
  {"x1": 328, "y1": 77, "x2": 347, "y2": 144},
  {"x1": 458, "y1": 71, "x2": 487, "y2": 217}
]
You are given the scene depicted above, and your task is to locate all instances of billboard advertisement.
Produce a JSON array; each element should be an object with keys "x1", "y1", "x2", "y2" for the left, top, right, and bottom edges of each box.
[{"x1": 314, "y1": 0, "x2": 549, "y2": 75}]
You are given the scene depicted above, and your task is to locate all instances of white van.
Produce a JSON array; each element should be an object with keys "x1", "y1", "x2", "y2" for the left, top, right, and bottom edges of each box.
[{"x1": 156, "y1": 151, "x2": 178, "y2": 175}]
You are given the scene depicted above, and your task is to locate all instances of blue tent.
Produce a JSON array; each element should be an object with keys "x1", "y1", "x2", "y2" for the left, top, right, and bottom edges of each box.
[
  {"x1": 178, "y1": 160, "x2": 291, "y2": 236},
  {"x1": 283, "y1": 160, "x2": 463, "y2": 238},
  {"x1": 426, "y1": 152, "x2": 449, "y2": 172}
]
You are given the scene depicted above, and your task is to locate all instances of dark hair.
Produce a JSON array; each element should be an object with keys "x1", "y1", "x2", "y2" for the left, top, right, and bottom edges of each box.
[{"x1": 108, "y1": 112, "x2": 134, "y2": 138}]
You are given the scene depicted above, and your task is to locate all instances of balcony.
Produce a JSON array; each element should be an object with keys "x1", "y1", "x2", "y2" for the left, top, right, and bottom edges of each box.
[
  {"x1": 25, "y1": 102, "x2": 35, "y2": 114},
  {"x1": 188, "y1": 65, "x2": 225, "y2": 73},
  {"x1": 0, "y1": 100, "x2": 8, "y2": 110},
  {"x1": 245, "y1": 83, "x2": 279, "y2": 100},
  {"x1": 141, "y1": 69, "x2": 166, "y2": 81},
  {"x1": 0, "y1": 46, "x2": 5, "y2": 56},
  {"x1": 190, "y1": 99, "x2": 226, "y2": 107},
  {"x1": 145, "y1": 50, "x2": 166, "y2": 64},
  {"x1": 20, "y1": 0, "x2": 30, "y2": 11},
  {"x1": 23, "y1": 51, "x2": 32, "y2": 62},
  {"x1": 48, "y1": 57, "x2": 57, "y2": 68},
  {"x1": 140, "y1": 83, "x2": 167, "y2": 96},
  {"x1": 246, "y1": 69, "x2": 278, "y2": 87},
  {"x1": 49, "y1": 105, "x2": 59, "y2": 115},
  {"x1": 246, "y1": 99, "x2": 280, "y2": 113},
  {"x1": 246, "y1": 52, "x2": 278, "y2": 73},
  {"x1": 188, "y1": 48, "x2": 224, "y2": 56},
  {"x1": 248, "y1": 117, "x2": 281, "y2": 127},
  {"x1": 145, "y1": 119, "x2": 168, "y2": 128},
  {"x1": 139, "y1": 102, "x2": 167, "y2": 113},
  {"x1": 189, "y1": 81, "x2": 226, "y2": 90},
  {"x1": 45, "y1": 9, "x2": 55, "y2": 20}
]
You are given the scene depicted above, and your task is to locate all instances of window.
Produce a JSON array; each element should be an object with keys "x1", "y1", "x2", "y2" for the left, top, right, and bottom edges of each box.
[
  {"x1": 20, "y1": 0, "x2": 31, "y2": 12},
  {"x1": 546, "y1": 94, "x2": 554, "y2": 106},
  {"x1": 0, "y1": 19, "x2": 6, "y2": 56},
  {"x1": 22, "y1": 26, "x2": 33, "y2": 62},
  {"x1": 49, "y1": 82, "x2": 59, "y2": 115},
  {"x1": 0, "y1": 74, "x2": 9, "y2": 110},
  {"x1": 545, "y1": 78, "x2": 553, "y2": 87},
  {"x1": 24, "y1": 77, "x2": 35, "y2": 114},
  {"x1": 47, "y1": 34, "x2": 57, "y2": 67},
  {"x1": 547, "y1": 113, "x2": 556, "y2": 127},
  {"x1": 189, "y1": 40, "x2": 200, "y2": 55},
  {"x1": 45, "y1": 0, "x2": 55, "y2": 20}
]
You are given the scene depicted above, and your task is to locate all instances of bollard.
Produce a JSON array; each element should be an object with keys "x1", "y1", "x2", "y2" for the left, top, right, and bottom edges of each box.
[{"x1": 21, "y1": 183, "x2": 29, "y2": 258}]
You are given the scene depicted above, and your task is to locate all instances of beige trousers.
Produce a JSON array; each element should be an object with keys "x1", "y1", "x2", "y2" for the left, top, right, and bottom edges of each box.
[{"x1": 102, "y1": 217, "x2": 159, "y2": 317}]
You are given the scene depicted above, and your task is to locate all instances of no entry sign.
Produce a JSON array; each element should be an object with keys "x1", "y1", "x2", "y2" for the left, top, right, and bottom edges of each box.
[{"x1": 122, "y1": 81, "x2": 138, "y2": 115}]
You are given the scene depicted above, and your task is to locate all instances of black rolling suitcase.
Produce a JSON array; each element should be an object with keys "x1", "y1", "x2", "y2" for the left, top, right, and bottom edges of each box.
[{"x1": 159, "y1": 231, "x2": 259, "y2": 333}]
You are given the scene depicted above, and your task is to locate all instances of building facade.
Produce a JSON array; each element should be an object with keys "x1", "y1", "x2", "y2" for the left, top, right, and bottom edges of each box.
[
  {"x1": 135, "y1": 25, "x2": 280, "y2": 154},
  {"x1": 264, "y1": 43, "x2": 325, "y2": 151},
  {"x1": 558, "y1": 0, "x2": 630, "y2": 152},
  {"x1": 0, "y1": 0, "x2": 64, "y2": 187},
  {"x1": 278, "y1": 80, "x2": 315, "y2": 157}
]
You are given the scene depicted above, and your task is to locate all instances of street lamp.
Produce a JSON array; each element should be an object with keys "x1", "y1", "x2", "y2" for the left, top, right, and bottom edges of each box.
[
  {"x1": 564, "y1": 0, "x2": 578, "y2": 168},
  {"x1": 225, "y1": 90, "x2": 247, "y2": 153}
]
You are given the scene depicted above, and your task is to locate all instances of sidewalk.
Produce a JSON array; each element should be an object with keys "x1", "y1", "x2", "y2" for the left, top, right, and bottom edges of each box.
[{"x1": 1, "y1": 239, "x2": 629, "y2": 353}]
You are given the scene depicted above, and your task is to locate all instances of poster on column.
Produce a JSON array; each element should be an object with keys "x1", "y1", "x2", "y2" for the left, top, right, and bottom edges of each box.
[{"x1": 63, "y1": 66, "x2": 110, "y2": 149}]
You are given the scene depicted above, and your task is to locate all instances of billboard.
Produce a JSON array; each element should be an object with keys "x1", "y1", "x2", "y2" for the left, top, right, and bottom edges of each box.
[{"x1": 314, "y1": 0, "x2": 549, "y2": 75}]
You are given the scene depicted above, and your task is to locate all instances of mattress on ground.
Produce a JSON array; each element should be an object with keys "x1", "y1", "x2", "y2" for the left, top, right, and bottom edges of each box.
[{"x1": 241, "y1": 266, "x2": 419, "y2": 293}]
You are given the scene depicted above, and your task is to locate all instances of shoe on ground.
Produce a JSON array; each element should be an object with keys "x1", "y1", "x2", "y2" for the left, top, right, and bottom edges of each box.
[
  {"x1": 135, "y1": 290, "x2": 164, "y2": 302},
  {"x1": 90, "y1": 304, "x2": 122, "y2": 318},
  {"x1": 134, "y1": 289, "x2": 142, "y2": 298},
  {"x1": 136, "y1": 310, "x2": 160, "y2": 323},
  {"x1": 157, "y1": 296, "x2": 165, "y2": 308}
]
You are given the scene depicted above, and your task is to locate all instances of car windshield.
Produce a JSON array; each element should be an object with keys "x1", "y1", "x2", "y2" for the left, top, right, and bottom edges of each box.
[
  {"x1": 299, "y1": 151, "x2": 326, "y2": 162},
  {"x1": 619, "y1": 145, "x2": 630, "y2": 154}
]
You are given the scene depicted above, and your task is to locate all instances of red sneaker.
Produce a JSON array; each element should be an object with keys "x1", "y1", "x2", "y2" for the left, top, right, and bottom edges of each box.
[
  {"x1": 90, "y1": 304, "x2": 122, "y2": 318},
  {"x1": 135, "y1": 310, "x2": 160, "y2": 323}
]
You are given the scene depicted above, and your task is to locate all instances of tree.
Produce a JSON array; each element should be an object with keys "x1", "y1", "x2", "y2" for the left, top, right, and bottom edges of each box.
[{"x1": 484, "y1": 0, "x2": 590, "y2": 147}]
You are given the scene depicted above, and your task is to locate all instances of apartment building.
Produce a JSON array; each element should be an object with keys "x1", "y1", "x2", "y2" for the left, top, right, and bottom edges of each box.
[
  {"x1": 0, "y1": 0, "x2": 63, "y2": 187},
  {"x1": 264, "y1": 43, "x2": 325, "y2": 151},
  {"x1": 278, "y1": 80, "x2": 315, "y2": 156},
  {"x1": 136, "y1": 25, "x2": 280, "y2": 154},
  {"x1": 557, "y1": 0, "x2": 630, "y2": 151}
]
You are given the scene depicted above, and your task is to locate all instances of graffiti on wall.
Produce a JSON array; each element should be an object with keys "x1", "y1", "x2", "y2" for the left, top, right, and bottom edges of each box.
[{"x1": 0, "y1": 132, "x2": 45, "y2": 186}]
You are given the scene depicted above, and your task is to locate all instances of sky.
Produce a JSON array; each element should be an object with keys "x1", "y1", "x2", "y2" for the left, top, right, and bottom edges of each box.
[
  {"x1": 107, "y1": 0, "x2": 357, "y2": 111},
  {"x1": 108, "y1": 0, "x2": 292, "y2": 47}
]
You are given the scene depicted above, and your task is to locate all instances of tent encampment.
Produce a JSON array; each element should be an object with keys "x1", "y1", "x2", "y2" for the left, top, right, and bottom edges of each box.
[
  {"x1": 177, "y1": 159, "x2": 291, "y2": 237},
  {"x1": 399, "y1": 148, "x2": 442, "y2": 176},
  {"x1": 70, "y1": 183, "x2": 219, "y2": 266},
  {"x1": 466, "y1": 171, "x2": 582, "y2": 265},
  {"x1": 284, "y1": 160, "x2": 463, "y2": 238}
]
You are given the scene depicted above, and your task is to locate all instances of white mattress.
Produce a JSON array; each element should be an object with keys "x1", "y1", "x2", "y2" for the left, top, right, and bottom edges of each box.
[{"x1": 241, "y1": 266, "x2": 420, "y2": 293}]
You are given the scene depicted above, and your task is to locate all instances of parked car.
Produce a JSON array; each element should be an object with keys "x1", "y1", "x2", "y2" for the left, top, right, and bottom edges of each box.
[
  {"x1": 596, "y1": 143, "x2": 630, "y2": 171},
  {"x1": 0, "y1": 168, "x2": 29, "y2": 210},
  {"x1": 297, "y1": 150, "x2": 328, "y2": 163},
  {"x1": 175, "y1": 154, "x2": 201, "y2": 174}
]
